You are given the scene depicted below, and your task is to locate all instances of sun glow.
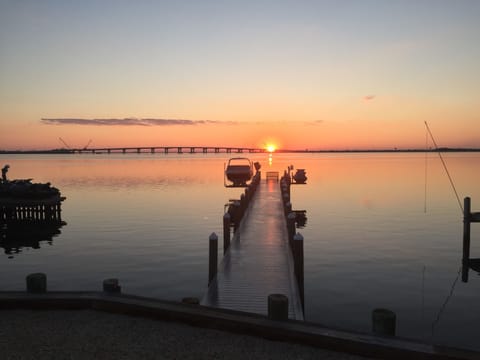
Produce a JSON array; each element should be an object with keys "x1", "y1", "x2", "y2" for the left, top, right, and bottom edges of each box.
[{"x1": 266, "y1": 144, "x2": 277, "y2": 153}]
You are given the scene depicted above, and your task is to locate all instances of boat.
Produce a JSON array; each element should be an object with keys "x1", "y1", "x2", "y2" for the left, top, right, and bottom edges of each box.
[
  {"x1": 225, "y1": 157, "x2": 254, "y2": 187},
  {"x1": 292, "y1": 169, "x2": 307, "y2": 184}
]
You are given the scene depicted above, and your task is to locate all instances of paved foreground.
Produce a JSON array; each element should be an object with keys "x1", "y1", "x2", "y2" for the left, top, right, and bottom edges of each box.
[{"x1": 0, "y1": 309, "x2": 372, "y2": 360}]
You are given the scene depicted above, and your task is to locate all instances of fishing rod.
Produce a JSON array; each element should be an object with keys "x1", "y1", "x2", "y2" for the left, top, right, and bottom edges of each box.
[
  {"x1": 424, "y1": 121, "x2": 464, "y2": 215},
  {"x1": 424, "y1": 121, "x2": 466, "y2": 337}
]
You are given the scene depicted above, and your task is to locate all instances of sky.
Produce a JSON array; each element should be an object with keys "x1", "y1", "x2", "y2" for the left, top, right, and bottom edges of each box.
[{"x1": 1, "y1": 0, "x2": 479, "y2": 150}]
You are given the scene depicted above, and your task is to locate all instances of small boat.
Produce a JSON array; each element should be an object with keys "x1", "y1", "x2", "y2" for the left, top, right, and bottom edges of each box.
[
  {"x1": 225, "y1": 157, "x2": 254, "y2": 187},
  {"x1": 292, "y1": 169, "x2": 307, "y2": 184}
]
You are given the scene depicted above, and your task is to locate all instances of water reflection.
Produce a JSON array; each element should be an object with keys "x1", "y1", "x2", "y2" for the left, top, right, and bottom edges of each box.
[
  {"x1": 0, "y1": 154, "x2": 232, "y2": 190},
  {"x1": 1, "y1": 152, "x2": 480, "y2": 351},
  {"x1": 0, "y1": 221, "x2": 66, "y2": 258}
]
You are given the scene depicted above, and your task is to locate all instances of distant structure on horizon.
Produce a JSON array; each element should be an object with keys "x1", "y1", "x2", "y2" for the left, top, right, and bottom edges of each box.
[{"x1": 1, "y1": 147, "x2": 479, "y2": 155}]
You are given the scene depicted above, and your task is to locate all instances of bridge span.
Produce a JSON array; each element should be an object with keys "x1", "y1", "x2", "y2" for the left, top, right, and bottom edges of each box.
[{"x1": 71, "y1": 146, "x2": 266, "y2": 154}]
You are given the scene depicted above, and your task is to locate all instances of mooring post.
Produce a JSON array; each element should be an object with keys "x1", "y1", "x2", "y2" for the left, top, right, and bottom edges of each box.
[
  {"x1": 287, "y1": 212, "x2": 296, "y2": 247},
  {"x1": 26, "y1": 273, "x2": 47, "y2": 293},
  {"x1": 245, "y1": 187, "x2": 250, "y2": 202},
  {"x1": 268, "y1": 294, "x2": 289, "y2": 320},
  {"x1": 372, "y1": 308, "x2": 396, "y2": 336},
  {"x1": 285, "y1": 201, "x2": 292, "y2": 216},
  {"x1": 182, "y1": 297, "x2": 200, "y2": 305},
  {"x1": 293, "y1": 233, "x2": 304, "y2": 309},
  {"x1": 240, "y1": 193, "x2": 246, "y2": 219},
  {"x1": 249, "y1": 180, "x2": 255, "y2": 193},
  {"x1": 462, "y1": 197, "x2": 471, "y2": 282},
  {"x1": 103, "y1": 278, "x2": 121, "y2": 293},
  {"x1": 223, "y1": 213, "x2": 231, "y2": 253},
  {"x1": 232, "y1": 201, "x2": 241, "y2": 232},
  {"x1": 209, "y1": 232, "x2": 218, "y2": 285}
]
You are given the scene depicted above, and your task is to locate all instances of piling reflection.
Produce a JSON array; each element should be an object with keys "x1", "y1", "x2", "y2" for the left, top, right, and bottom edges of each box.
[{"x1": 0, "y1": 221, "x2": 66, "y2": 258}]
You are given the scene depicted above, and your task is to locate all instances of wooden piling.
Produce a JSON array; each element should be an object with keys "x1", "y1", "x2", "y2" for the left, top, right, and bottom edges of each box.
[
  {"x1": 26, "y1": 273, "x2": 47, "y2": 293},
  {"x1": 293, "y1": 233, "x2": 304, "y2": 309},
  {"x1": 287, "y1": 212, "x2": 296, "y2": 247},
  {"x1": 282, "y1": 181, "x2": 290, "y2": 197},
  {"x1": 285, "y1": 201, "x2": 292, "y2": 216},
  {"x1": 268, "y1": 294, "x2": 289, "y2": 320},
  {"x1": 223, "y1": 213, "x2": 231, "y2": 253},
  {"x1": 182, "y1": 297, "x2": 200, "y2": 305},
  {"x1": 209, "y1": 233, "x2": 218, "y2": 285},
  {"x1": 240, "y1": 193, "x2": 246, "y2": 219},
  {"x1": 372, "y1": 308, "x2": 396, "y2": 336},
  {"x1": 230, "y1": 201, "x2": 241, "y2": 232},
  {"x1": 462, "y1": 197, "x2": 471, "y2": 282},
  {"x1": 103, "y1": 278, "x2": 121, "y2": 293}
]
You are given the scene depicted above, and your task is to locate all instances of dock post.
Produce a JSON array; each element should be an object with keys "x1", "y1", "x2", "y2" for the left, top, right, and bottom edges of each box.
[
  {"x1": 232, "y1": 201, "x2": 241, "y2": 232},
  {"x1": 26, "y1": 273, "x2": 47, "y2": 293},
  {"x1": 293, "y1": 233, "x2": 304, "y2": 309},
  {"x1": 462, "y1": 197, "x2": 471, "y2": 282},
  {"x1": 209, "y1": 232, "x2": 218, "y2": 285},
  {"x1": 284, "y1": 201, "x2": 292, "y2": 216},
  {"x1": 287, "y1": 212, "x2": 296, "y2": 247},
  {"x1": 268, "y1": 294, "x2": 289, "y2": 320},
  {"x1": 223, "y1": 213, "x2": 231, "y2": 253},
  {"x1": 182, "y1": 297, "x2": 200, "y2": 305},
  {"x1": 372, "y1": 308, "x2": 396, "y2": 336},
  {"x1": 245, "y1": 187, "x2": 250, "y2": 202},
  {"x1": 240, "y1": 193, "x2": 246, "y2": 219},
  {"x1": 103, "y1": 278, "x2": 121, "y2": 293}
]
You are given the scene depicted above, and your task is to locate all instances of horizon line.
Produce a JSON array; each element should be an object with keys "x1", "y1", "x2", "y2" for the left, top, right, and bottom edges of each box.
[{"x1": 1, "y1": 147, "x2": 480, "y2": 154}]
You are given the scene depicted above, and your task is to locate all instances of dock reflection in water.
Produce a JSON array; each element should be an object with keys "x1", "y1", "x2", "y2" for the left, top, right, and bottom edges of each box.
[{"x1": 0, "y1": 221, "x2": 66, "y2": 258}]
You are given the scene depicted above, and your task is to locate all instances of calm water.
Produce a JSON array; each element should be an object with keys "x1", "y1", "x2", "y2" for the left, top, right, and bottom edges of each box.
[{"x1": 1, "y1": 152, "x2": 479, "y2": 350}]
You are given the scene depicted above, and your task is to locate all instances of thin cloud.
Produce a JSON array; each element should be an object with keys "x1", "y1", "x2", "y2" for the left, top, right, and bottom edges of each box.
[
  {"x1": 364, "y1": 95, "x2": 376, "y2": 101},
  {"x1": 41, "y1": 118, "x2": 236, "y2": 126},
  {"x1": 303, "y1": 120, "x2": 324, "y2": 126}
]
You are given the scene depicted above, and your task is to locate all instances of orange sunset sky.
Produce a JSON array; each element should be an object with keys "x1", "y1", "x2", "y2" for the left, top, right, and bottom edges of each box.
[{"x1": 1, "y1": 1, "x2": 479, "y2": 151}]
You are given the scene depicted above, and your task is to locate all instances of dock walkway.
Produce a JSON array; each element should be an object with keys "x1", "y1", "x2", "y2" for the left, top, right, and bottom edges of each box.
[{"x1": 202, "y1": 177, "x2": 304, "y2": 320}]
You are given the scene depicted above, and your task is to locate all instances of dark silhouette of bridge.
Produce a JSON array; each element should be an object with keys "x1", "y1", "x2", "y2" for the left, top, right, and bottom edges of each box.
[{"x1": 71, "y1": 146, "x2": 266, "y2": 154}]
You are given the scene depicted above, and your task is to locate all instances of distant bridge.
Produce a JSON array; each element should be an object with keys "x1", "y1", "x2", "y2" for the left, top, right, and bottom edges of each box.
[{"x1": 70, "y1": 146, "x2": 266, "y2": 154}]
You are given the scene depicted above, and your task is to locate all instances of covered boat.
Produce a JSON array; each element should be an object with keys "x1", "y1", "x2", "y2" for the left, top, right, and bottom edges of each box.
[
  {"x1": 225, "y1": 157, "x2": 254, "y2": 187},
  {"x1": 292, "y1": 169, "x2": 307, "y2": 184}
]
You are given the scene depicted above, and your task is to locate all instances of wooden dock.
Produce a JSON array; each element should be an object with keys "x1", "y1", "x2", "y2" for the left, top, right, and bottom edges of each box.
[
  {"x1": 0, "y1": 195, "x2": 65, "y2": 223},
  {"x1": 202, "y1": 175, "x2": 304, "y2": 320}
]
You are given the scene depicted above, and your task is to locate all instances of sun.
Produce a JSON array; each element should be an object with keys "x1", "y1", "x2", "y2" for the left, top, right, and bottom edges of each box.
[{"x1": 266, "y1": 144, "x2": 277, "y2": 153}]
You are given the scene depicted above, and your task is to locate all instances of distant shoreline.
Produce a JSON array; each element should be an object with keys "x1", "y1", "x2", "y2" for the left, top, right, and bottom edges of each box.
[
  {"x1": 1, "y1": 148, "x2": 479, "y2": 154},
  {"x1": 279, "y1": 148, "x2": 480, "y2": 153}
]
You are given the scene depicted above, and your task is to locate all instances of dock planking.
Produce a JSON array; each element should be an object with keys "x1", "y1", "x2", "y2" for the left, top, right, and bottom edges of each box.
[{"x1": 202, "y1": 177, "x2": 304, "y2": 320}]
